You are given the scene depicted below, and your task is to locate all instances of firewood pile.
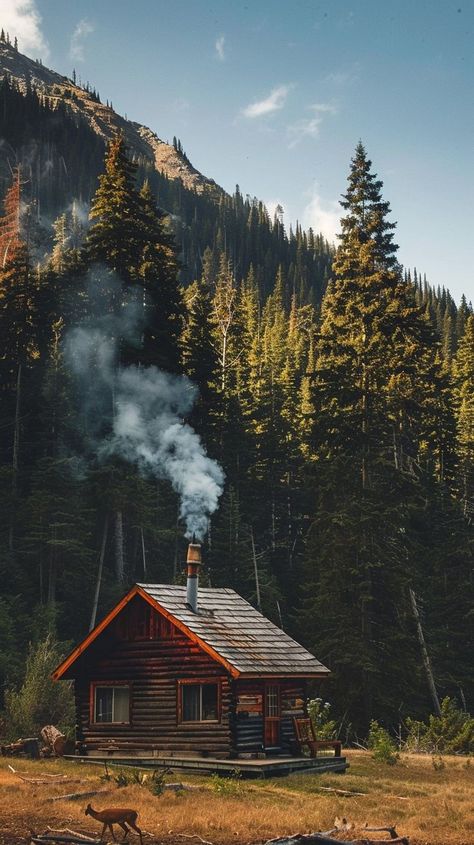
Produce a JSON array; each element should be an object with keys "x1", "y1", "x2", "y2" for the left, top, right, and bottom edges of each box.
[{"x1": 0, "y1": 724, "x2": 66, "y2": 758}]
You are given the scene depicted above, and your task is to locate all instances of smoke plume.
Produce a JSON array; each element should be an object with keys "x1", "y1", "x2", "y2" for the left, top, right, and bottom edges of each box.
[{"x1": 64, "y1": 281, "x2": 224, "y2": 540}]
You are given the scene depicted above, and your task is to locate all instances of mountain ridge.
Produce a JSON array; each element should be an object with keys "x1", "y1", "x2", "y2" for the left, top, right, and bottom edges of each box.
[{"x1": 0, "y1": 40, "x2": 221, "y2": 196}]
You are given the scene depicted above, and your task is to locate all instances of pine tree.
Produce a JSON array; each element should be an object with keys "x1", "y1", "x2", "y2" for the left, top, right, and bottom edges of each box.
[
  {"x1": 452, "y1": 315, "x2": 474, "y2": 518},
  {"x1": 303, "y1": 144, "x2": 447, "y2": 729},
  {"x1": 86, "y1": 134, "x2": 143, "y2": 289},
  {"x1": 136, "y1": 180, "x2": 183, "y2": 371},
  {"x1": 181, "y1": 277, "x2": 220, "y2": 434}
]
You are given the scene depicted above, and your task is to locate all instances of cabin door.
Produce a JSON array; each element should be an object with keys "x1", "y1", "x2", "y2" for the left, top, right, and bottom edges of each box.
[{"x1": 264, "y1": 683, "x2": 281, "y2": 749}]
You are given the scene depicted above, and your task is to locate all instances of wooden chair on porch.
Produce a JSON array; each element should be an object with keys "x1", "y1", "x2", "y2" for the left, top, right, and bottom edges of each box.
[{"x1": 292, "y1": 717, "x2": 342, "y2": 758}]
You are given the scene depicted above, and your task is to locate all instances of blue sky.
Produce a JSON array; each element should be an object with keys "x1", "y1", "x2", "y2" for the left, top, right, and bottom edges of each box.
[{"x1": 4, "y1": 0, "x2": 473, "y2": 302}]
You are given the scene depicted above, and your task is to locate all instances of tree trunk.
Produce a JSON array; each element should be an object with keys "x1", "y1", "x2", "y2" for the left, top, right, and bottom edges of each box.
[
  {"x1": 250, "y1": 526, "x2": 261, "y2": 612},
  {"x1": 140, "y1": 525, "x2": 147, "y2": 579},
  {"x1": 173, "y1": 500, "x2": 180, "y2": 579},
  {"x1": 9, "y1": 363, "x2": 21, "y2": 551},
  {"x1": 47, "y1": 524, "x2": 57, "y2": 606},
  {"x1": 114, "y1": 509, "x2": 124, "y2": 583},
  {"x1": 90, "y1": 515, "x2": 109, "y2": 631},
  {"x1": 409, "y1": 587, "x2": 441, "y2": 716}
]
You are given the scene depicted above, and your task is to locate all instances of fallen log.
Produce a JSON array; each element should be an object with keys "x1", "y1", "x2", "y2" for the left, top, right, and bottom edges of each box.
[
  {"x1": 315, "y1": 786, "x2": 368, "y2": 797},
  {"x1": 48, "y1": 789, "x2": 110, "y2": 803},
  {"x1": 364, "y1": 826, "x2": 401, "y2": 840},
  {"x1": 263, "y1": 837, "x2": 409, "y2": 845},
  {"x1": 164, "y1": 782, "x2": 201, "y2": 791},
  {"x1": 43, "y1": 827, "x2": 102, "y2": 842},
  {"x1": 175, "y1": 835, "x2": 216, "y2": 845},
  {"x1": 264, "y1": 836, "x2": 352, "y2": 845},
  {"x1": 8, "y1": 764, "x2": 73, "y2": 785},
  {"x1": 32, "y1": 837, "x2": 100, "y2": 845},
  {"x1": 40, "y1": 725, "x2": 67, "y2": 757}
]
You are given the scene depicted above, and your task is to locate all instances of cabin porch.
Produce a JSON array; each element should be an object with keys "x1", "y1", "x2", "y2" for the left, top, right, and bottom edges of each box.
[{"x1": 66, "y1": 752, "x2": 348, "y2": 778}]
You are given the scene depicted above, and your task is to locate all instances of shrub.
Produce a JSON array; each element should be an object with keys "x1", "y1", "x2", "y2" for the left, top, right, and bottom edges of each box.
[
  {"x1": 210, "y1": 771, "x2": 244, "y2": 796},
  {"x1": 3, "y1": 634, "x2": 75, "y2": 739},
  {"x1": 109, "y1": 767, "x2": 167, "y2": 795},
  {"x1": 307, "y1": 697, "x2": 338, "y2": 739},
  {"x1": 367, "y1": 720, "x2": 399, "y2": 765},
  {"x1": 404, "y1": 697, "x2": 474, "y2": 754}
]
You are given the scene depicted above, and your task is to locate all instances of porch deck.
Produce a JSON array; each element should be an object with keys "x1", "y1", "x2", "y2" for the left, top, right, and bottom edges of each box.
[{"x1": 66, "y1": 753, "x2": 348, "y2": 778}]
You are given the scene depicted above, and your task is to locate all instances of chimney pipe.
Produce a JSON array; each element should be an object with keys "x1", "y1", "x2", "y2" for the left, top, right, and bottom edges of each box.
[{"x1": 186, "y1": 541, "x2": 202, "y2": 613}]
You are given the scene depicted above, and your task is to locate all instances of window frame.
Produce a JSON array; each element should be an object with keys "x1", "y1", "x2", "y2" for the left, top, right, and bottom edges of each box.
[
  {"x1": 90, "y1": 681, "x2": 131, "y2": 725},
  {"x1": 177, "y1": 679, "x2": 221, "y2": 725}
]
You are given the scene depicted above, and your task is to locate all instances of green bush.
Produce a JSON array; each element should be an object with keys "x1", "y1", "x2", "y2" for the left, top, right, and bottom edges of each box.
[
  {"x1": 307, "y1": 697, "x2": 338, "y2": 739},
  {"x1": 3, "y1": 634, "x2": 75, "y2": 739},
  {"x1": 110, "y1": 767, "x2": 167, "y2": 795},
  {"x1": 210, "y1": 771, "x2": 244, "y2": 796},
  {"x1": 367, "y1": 720, "x2": 399, "y2": 765},
  {"x1": 404, "y1": 697, "x2": 474, "y2": 754}
]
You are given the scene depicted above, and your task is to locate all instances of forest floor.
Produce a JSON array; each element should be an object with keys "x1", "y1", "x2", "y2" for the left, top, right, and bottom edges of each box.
[{"x1": 0, "y1": 751, "x2": 472, "y2": 845}]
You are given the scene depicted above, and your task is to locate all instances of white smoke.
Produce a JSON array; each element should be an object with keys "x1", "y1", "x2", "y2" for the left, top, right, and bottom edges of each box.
[
  {"x1": 64, "y1": 283, "x2": 224, "y2": 540},
  {"x1": 103, "y1": 368, "x2": 224, "y2": 540}
]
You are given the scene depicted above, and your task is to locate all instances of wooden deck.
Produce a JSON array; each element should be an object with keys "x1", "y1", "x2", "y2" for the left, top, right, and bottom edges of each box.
[{"x1": 65, "y1": 753, "x2": 348, "y2": 778}]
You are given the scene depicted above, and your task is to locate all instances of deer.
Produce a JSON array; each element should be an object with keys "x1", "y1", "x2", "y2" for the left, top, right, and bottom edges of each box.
[{"x1": 85, "y1": 804, "x2": 143, "y2": 845}]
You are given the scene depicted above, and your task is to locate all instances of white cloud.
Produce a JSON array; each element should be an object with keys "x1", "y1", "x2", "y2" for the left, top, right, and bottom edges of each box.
[
  {"x1": 302, "y1": 185, "x2": 340, "y2": 244},
  {"x1": 322, "y1": 67, "x2": 359, "y2": 87},
  {"x1": 215, "y1": 34, "x2": 225, "y2": 61},
  {"x1": 2, "y1": 0, "x2": 49, "y2": 58},
  {"x1": 69, "y1": 18, "x2": 94, "y2": 62},
  {"x1": 311, "y1": 102, "x2": 338, "y2": 114},
  {"x1": 242, "y1": 84, "x2": 292, "y2": 118},
  {"x1": 287, "y1": 102, "x2": 337, "y2": 148}
]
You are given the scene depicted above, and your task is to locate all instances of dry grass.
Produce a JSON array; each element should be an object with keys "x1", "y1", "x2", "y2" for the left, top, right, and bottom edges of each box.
[{"x1": 0, "y1": 751, "x2": 472, "y2": 845}]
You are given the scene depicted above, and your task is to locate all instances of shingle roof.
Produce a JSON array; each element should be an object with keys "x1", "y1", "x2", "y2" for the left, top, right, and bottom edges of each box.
[{"x1": 137, "y1": 583, "x2": 329, "y2": 677}]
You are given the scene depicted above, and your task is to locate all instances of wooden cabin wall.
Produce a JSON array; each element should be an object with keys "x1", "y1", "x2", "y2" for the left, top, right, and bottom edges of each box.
[
  {"x1": 233, "y1": 680, "x2": 305, "y2": 756},
  {"x1": 73, "y1": 599, "x2": 232, "y2": 758},
  {"x1": 280, "y1": 682, "x2": 306, "y2": 753},
  {"x1": 233, "y1": 680, "x2": 263, "y2": 755}
]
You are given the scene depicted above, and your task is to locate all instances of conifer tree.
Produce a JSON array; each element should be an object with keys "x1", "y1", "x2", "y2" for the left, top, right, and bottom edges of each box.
[
  {"x1": 86, "y1": 134, "x2": 142, "y2": 288},
  {"x1": 452, "y1": 315, "x2": 474, "y2": 518},
  {"x1": 303, "y1": 143, "x2": 447, "y2": 729},
  {"x1": 136, "y1": 180, "x2": 183, "y2": 371}
]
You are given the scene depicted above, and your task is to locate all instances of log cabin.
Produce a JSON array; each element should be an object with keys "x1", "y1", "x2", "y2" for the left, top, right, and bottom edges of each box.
[{"x1": 53, "y1": 542, "x2": 331, "y2": 761}]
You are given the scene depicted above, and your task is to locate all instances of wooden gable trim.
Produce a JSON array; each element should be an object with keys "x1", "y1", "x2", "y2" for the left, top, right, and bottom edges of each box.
[
  {"x1": 52, "y1": 585, "x2": 241, "y2": 681},
  {"x1": 52, "y1": 586, "x2": 143, "y2": 679}
]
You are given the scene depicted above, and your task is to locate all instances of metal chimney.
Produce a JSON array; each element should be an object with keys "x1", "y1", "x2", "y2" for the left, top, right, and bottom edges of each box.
[{"x1": 186, "y1": 540, "x2": 202, "y2": 613}]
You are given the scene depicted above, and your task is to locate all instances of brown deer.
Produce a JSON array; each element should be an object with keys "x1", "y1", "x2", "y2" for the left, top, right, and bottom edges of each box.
[{"x1": 85, "y1": 804, "x2": 143, "y2": 844}]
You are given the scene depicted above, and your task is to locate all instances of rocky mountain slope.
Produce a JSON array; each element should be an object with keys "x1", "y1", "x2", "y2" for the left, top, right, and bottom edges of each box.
[{"x1": 0, "y1": 40, "x2": 220, "y2": 196}]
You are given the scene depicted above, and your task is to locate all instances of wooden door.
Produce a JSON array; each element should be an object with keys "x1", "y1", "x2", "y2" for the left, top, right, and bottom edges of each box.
[{"x1": 264, "y1": 683, "x2": 281, "y2": 749}]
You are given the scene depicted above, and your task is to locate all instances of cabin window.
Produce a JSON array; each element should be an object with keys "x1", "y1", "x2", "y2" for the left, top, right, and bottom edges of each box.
[
  {"x1": 265, "y1": 685, "x2": 280, "y2": 717},
  {"x1": 179, "y1": 681, "x2": 219, "y2": 722},
  {"x1": 93, "y1": 684, "x2": 130, "y2": 723}
]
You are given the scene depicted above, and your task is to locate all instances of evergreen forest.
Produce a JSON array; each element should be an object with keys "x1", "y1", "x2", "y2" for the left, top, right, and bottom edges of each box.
[{"x1": 0, "y1": 73, "x2": 473, "y2": 738}]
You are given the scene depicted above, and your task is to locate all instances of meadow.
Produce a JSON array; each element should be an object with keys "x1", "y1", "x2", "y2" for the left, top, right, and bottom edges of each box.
[{"x1": 0, "y1": 751, "x2": 472, "y2": 845}]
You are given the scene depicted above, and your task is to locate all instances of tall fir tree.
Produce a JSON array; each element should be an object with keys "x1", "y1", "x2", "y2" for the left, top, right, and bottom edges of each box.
[{"x1": 302, "y1": 143, "x2": 449, "y2": 729}]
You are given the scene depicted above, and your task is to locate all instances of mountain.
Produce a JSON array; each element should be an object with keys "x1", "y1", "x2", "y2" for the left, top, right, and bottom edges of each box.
[
  {"x1": 0, "y1": 38, "x2": 334, "y2": 297},
  {"x1": 0, "y1": 39, "x2": 220, "y2": 196}
]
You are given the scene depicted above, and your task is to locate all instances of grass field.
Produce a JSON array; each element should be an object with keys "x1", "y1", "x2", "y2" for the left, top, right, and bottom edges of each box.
[{"x1": 0, "y1": 751, "x2": 472, "y2": 845}]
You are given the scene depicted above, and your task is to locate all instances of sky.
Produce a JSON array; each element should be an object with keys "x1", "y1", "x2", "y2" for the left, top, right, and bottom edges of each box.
[{"x1": 3, "y1": 0, "x2": 473, "y2": 302}]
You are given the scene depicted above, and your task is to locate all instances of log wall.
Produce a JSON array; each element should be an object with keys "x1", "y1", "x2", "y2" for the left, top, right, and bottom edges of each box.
[
  {"x1": 233, "y1": 680, "x2": 305, "y2": 756},
  {"x1": 73, "y1": 597, "x2": 232, "y2": 758}
]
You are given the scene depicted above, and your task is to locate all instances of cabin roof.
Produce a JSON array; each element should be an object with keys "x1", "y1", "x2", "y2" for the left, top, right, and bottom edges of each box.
[
  {"x1": 138, "y1": 583, "x2": 329, "y2": 677},
  {"x1": 53, "y1": 583, "x2": 329, "y2": 680}
]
